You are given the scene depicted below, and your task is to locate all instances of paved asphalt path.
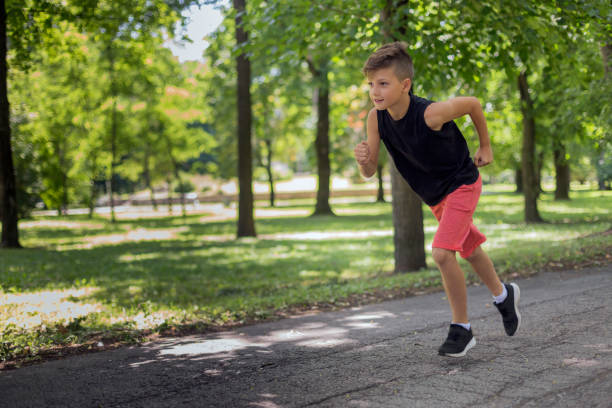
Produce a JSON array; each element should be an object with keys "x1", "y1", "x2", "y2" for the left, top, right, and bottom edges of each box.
[{"x1": 1, "y1": 265, "x2": 611, "y2": 408}]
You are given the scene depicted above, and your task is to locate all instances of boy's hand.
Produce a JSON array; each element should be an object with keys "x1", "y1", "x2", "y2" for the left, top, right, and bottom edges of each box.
[
  {"x1": 474, "y1": 145, "x2": 493, "y2": 167},
  {"x1": 354, "y1": 141, "x2": 371, "y2": 165}
]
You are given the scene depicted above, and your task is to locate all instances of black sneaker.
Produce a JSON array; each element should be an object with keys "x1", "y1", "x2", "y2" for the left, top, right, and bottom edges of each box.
[
  {"x1": 438, "y1": 324, "x2": 476, "y2": 357},
  {"x1": 494, "y1": 282, "x2": 521, "y2": 336}
]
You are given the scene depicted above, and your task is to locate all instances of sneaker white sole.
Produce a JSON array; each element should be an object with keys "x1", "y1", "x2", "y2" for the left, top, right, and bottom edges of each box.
[
  {"x1": 443, "y1": 337, "x2": 476, "y2": 358},
  {"x1": 510, "y1": 282, "x2": 521, "y2": 335}
]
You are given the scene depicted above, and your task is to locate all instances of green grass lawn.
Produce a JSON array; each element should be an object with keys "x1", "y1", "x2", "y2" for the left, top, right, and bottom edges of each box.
[{"x1": 1, "y1": 188, "x2": 611, "y2": 366}]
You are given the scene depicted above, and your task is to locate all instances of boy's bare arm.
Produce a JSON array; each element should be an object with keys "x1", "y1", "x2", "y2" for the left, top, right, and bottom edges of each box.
[
  {"x1": 424, "y1": 96, "x2": 493, "y2": 167},
  {"x1": 354, "y1": 108, "x2": 381, "y2": 178}
]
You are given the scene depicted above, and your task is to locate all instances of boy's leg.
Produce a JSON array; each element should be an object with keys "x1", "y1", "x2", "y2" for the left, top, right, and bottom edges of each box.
[
  {"x1": 466, "y1": 245, "x2": 521, "y2": 336},
  {"x1": 433, "y1": 247, "x2": 476, "y2": 357},
  {"x1": 430, "y1": 178, "x2": 483, "y2": 357},
  {"x1": 465, "y1": 245, "x2": 503, "y2": 297},
  {"x1": 432, "y1": 247, "x2": 468, "y2": 324},
  {"x1": 432, "y1": 175, "x2": 521, "y2": 340},
  {"x1": 430, "y1": 178, "x2": 484, "y2": 325}
]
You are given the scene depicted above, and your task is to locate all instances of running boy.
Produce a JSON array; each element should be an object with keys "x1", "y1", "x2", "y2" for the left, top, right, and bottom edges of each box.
[{"x1": 355, "y1": 42, "x2": 521, "y2": 357}]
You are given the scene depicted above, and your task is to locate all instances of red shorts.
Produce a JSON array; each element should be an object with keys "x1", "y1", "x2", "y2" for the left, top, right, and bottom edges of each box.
[{"x1": 429, "y1": 175, "x2": 486, "y2": 259}]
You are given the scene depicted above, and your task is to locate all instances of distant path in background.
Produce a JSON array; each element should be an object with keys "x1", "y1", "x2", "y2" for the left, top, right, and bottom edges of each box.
[
  {"x1": 29, "y1": 188, "x2": 507, "y2": 221},
  {"x1": 31, "y1": 189, "x2": 390, "y2": 221}
]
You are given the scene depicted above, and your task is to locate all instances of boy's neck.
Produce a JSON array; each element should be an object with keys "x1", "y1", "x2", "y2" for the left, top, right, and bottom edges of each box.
[{"x1": 387, "y1": 93, "x2": 411, "y2": 121}]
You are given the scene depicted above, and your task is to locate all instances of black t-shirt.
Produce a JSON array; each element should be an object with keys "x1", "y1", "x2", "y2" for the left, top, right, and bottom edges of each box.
[{"x1": 376, "y1": 94, "x2": 479, "y2": 206}]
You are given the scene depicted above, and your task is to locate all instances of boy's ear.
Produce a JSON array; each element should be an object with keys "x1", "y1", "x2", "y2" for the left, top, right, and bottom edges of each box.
[{"x1": 402, "y1": 78, "x2": 412, "y2": 93}]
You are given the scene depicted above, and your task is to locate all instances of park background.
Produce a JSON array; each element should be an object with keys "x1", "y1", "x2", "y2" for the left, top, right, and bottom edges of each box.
[{"x1": 0, "y1": 0, "x2": 610, "y2": 368}]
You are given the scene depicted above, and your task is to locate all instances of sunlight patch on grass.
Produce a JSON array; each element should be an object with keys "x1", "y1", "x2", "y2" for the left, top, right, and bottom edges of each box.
[
  {"x1": 118, "y1": 252, "x2": 165, "y2": 263},
  {"x1": 299, "y1": 270, "x2": 322, "y2": 278},
  {"x1": 261, "y1": 229, "x2": 393, "y2": 241},
  {"x1": 340, "y1": 269, "x2": 366, "y2": 280},
  {"x1": 20, "y1": 220, "x2": 106, "y2": 230},
  {"x1": 198, "y1": 234, "x2": 235, "y2": 242},
  {"x1": 0, "y1": 287, "x2": 102, "y2": 331},
  {"x1": 82, "y1": 227, "x2": 188, "y2": 247},
  {"x1": 255, "y1": 208, "x2": 311, "y2": 218},
  {"x1": 108, "y1": 310, "x2": 174, "y2": 330},
  {"x1": 481, "y1": 222, "x2": 514, "y2": 231},
  {"x1": 483, "y1": 184, "x2": 516, "y2": 193},
  {"x1": 352, "y1": 256, "x2": 384, "y2": 269},
  {"x1": 484, "y1": 229, "x2": 587, "y2": 249},
  {"x1": 542, "y1": 205, "x2": 605, "y2": 216},
  {"x1": 334, "y1": 206, "x2": 391, "y2": 216},
  {"x1": 479, "y1": 205, "x2": 522, "y2": 216}
]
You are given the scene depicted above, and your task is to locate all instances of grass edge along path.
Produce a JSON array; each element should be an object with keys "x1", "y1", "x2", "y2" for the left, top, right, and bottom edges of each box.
[{"x1": 1, "y1": 227, "x2": 610, "y2": 370}]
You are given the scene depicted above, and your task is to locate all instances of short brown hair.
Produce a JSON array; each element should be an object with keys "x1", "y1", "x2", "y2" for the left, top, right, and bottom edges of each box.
[{"x1": 362, "y1": 41, "x2": 414, "y2": 81}]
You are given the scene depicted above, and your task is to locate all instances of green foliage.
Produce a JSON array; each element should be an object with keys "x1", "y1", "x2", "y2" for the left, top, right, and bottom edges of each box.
[
  {"x1": 199, "y1": 16, "x2": 238, "y2": 179},
  {"x1": 8, "y1": 3, "x2": 217, "y2": 214},
  {"x1": 9, "y1": 67, "x2": 43, "y2": 218},
  {"x1": 11, "y1": 125, "x2": 42, "y2": 219},
  {"x1": 6, "y1": 0, "x2": 72, "y2": 70}
]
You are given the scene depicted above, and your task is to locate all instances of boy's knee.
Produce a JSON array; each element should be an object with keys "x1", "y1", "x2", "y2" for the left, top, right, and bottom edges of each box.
[
  {"x1": 465, "y1": 246, "x2": 483, "y2": 263},
  {"x1": 432, "y1": 247, "x2": 456, "y2": 266}
]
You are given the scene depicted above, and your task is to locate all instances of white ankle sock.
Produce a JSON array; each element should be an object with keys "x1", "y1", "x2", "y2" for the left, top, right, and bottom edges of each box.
[
  {"x1": 493, "y1": 284, "x2": 508, "y2": 304},
  {"x1": 453, "y1": 322, "x2": 471, "y2": 331}
]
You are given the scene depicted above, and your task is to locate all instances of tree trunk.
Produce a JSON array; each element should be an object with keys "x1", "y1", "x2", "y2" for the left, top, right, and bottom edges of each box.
[
  {"x1": 52, "y1": 136, "x2": 68, "y2": 216},
  {"x1": 597, "y1": 149, "x2": 608, "y2": 190},
  {"x1": 536, "y1": 150, "x2": 544, "y2": 194},
  {"x1": 172, "y1": 165, "x2": 186, "y2": 218},
  {"x1": 149, "y1": 186, "x2": 157, "y2": 210},
  {"x1": 88, "y1": 178, "x2": 96, "y2": 219},
  {"x1": 597, "y1": 43, "x2": 611, "y2": 190},
  {"x1": 0, "y1": 0, "x2": 20, "y2": 248},
  {"x1": 166, "y1": 176, "x2": 173, "y2": 214},
  {"x1": 161, "y1": 130, "x2": 186, "y2": 218},
  {"x1": 307, "y1": 58, "x2": 334, "y2": 216},
  {"x1": 234, "y1": 0, "x2": 256, "y2": 237},
  {"x1": 143, "y1": 146, "x2": 157, "y2": 210},
  {"x1": 88, "y1": 154, "x2": 99, "y2": 218},
  {"x1": 381, "y1": 0, "x2": 426, "y2": 271},
  {"x1": 515, "y1": 165, "x2": 523, "y2": 193},
  {"x1": 601, "y1": 43, "x2": 611, "y2": 76},
  {"x1": 264, "y1": 138, "x2": 275, "y2": 207},
  {"x1": 60, "y1": 142, "x2": 68, "y2": 215},
  {"x1": 61, "y1": 172, "x2": 68, "y2": 215},
  {"x1": 553, "y1": 141, "x2": 570, "y2": 200},
  {"x1": 173, "y1": 163, "x2": 186, "y2": 218},
  {"x1": 105, "y1": 178, "x2": 111, "y2": 212},
  {"x1": 390, "y1": 160, "x2": 426, "y2": 272},
  {"x1": 178, "y1": 176, "x2": 186, "y2": 217},
  {"x1": 376, "y1": 163, "x2": 385, "y2": 202},
  {"x1": 110, "y1": 98, "x2": 117, "y2": 222},
  {"x1": 517, "y1": 70, "x2": 543, "y2": 223},
  {"x1": 108, "y1": 43, "x2": 117, "y2": 223}
]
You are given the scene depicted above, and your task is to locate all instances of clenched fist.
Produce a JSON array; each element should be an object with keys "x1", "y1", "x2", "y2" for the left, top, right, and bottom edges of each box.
[
  {"x1": 473, "y1": 145, "x2": 493, "y2": 167},
  {"x1": 354, "y1": 141, "x2": 370, "y2": 166}
]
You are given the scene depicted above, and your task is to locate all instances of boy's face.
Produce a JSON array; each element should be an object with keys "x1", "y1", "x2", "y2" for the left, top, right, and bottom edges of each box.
[{"x1": 367, "y1": 66, "x2": 411, "y2": 110}]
